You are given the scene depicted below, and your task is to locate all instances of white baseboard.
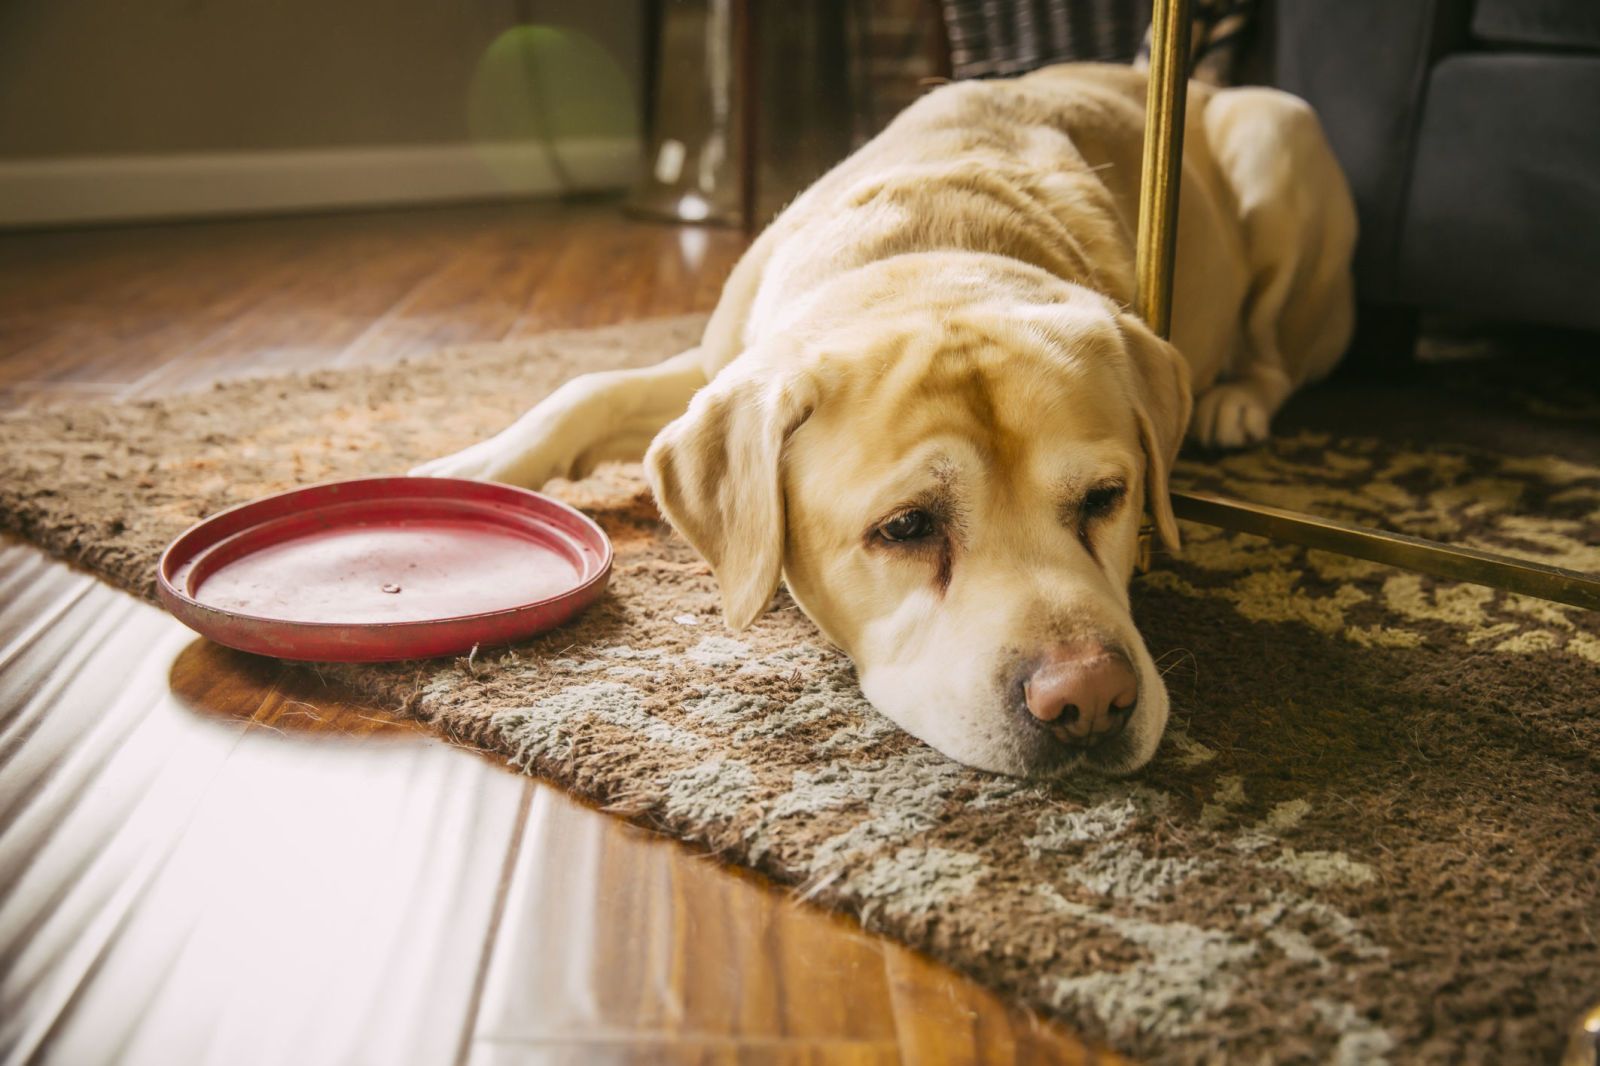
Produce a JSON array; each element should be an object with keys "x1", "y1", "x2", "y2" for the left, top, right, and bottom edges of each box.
[{"x1": 0, "y1": 137, "x2": 640, "y2": 228}]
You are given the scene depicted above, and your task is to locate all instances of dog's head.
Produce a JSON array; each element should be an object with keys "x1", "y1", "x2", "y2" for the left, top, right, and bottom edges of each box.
[{"x1": 646, "y1": 262, "x2": 1191, "y2": 777}]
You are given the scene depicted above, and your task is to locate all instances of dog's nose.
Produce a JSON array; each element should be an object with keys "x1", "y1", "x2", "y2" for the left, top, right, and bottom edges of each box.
[{"x1": 1024, "y1": 642, "x2": 1138, "y2": 741}]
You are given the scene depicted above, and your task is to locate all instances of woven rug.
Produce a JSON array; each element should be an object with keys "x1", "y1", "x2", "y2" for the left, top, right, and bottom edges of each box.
[{"x1": 2, "y1": 315, "x2": 1597, "y2": 1065}]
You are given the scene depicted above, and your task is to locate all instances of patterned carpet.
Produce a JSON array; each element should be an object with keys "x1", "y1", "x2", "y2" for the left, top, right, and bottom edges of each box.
[{"x1": 2, "y1": 315, "x2": 1596, "y2": 1064}]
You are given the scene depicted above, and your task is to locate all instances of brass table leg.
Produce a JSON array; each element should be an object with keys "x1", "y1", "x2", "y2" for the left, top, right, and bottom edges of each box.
[
  {"x1": 1132, "y1": 0, "x2": 1600, "y2": 611},
  {"x1": 1133, "y1": 0, "x2": 1190, "y2": 338}
]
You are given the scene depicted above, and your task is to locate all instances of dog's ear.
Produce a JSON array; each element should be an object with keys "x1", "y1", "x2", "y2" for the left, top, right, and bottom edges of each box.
[
  {"x1": 1116, "y1": 312, "x2": 1193, "y2": 553},
  {"x1": 645, "y1": 364, "x2": 816, "y2": 630}
]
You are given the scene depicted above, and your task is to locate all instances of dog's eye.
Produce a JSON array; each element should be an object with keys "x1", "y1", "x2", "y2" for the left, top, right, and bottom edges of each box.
[
  {"x1": 1081, "y1": 483, "x2": 1126, "y2": 521},
  {"x1": 877, "y1": 509, "x2": 936, "y2": 543}
]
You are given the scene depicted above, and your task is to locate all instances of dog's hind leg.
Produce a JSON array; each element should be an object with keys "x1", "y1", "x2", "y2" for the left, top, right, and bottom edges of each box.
[
  {"x1": 1192, "y1": 87, "x2": 1356, "y2": 448},
  {"x1": 410, "y1": 348, "x2": 709, "y2": 487}
]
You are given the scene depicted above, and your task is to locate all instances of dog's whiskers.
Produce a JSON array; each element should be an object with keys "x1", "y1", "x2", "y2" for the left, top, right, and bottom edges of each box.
[{"x1": 1155, "y1": 646, "x2": 1199, "y2": 682}]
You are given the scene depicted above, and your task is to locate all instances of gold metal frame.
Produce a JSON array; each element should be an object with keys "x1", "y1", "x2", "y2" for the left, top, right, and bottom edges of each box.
[
  {"x1": 1135, "y1": 0, "x2": 1190, "y2": 340},
  {"x1": 1134, "y1": 0, "x2": 1599, "y2": 612}
]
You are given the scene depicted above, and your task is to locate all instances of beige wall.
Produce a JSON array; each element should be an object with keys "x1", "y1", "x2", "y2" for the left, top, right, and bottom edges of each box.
[{"x1": 0, "y1": 0, "x2": 643, "y2": 159}]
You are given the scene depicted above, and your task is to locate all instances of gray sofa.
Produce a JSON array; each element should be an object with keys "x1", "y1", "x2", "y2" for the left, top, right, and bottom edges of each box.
[{"x1": 1270, "y1": 0, "x2": 1600, "y2": 333}]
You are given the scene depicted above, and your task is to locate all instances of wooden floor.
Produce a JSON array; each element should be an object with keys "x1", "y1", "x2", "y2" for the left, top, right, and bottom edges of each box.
[{"x1": 0, "y1": 202, "x2": 1115, "y2": 1066}]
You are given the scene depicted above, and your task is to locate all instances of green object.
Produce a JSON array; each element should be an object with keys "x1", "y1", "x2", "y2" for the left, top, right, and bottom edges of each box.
[{"x1": 468, "y1": 26, "x2": 638, "y2": 190}]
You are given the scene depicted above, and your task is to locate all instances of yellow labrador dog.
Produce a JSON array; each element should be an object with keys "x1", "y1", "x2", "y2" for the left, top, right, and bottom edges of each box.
[{"x1": 416, "y1": 64, "x2": 1355, "y2": 778}]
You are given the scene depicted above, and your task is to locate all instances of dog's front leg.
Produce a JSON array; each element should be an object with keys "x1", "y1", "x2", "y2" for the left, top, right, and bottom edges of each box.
[{"x1": 411, "y1": 348, "x2": 708, "y2": 487}]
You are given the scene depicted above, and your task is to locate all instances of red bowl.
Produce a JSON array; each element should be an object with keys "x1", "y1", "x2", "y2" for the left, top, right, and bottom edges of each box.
[{"x1": 157, "y1": 477, "x2": 613, "y2": 662}]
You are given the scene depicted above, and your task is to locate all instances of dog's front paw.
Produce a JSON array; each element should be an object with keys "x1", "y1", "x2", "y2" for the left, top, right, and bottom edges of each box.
[{"x1": 1190, "y1": 383, "x2": 1272, "y2": 449}]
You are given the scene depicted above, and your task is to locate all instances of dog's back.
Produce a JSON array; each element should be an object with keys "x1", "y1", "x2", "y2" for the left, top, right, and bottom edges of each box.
[{"x1": 709, "y1": 62, "x2": 1350, "y2": 433}]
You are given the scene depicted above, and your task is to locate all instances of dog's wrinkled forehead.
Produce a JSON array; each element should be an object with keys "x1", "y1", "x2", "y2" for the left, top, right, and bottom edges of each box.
[{"x1": 793, "y1": 319, "x2": 1136, "y2": 488}]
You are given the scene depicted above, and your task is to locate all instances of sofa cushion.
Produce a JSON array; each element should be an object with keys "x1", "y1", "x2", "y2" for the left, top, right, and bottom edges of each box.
[
  {"x1": 1472, "y1": 0, "x2": 1600, "y2": 50},
  {"x1": 1399, "y1": 53, "x2": 1600, "y2": 330}
]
